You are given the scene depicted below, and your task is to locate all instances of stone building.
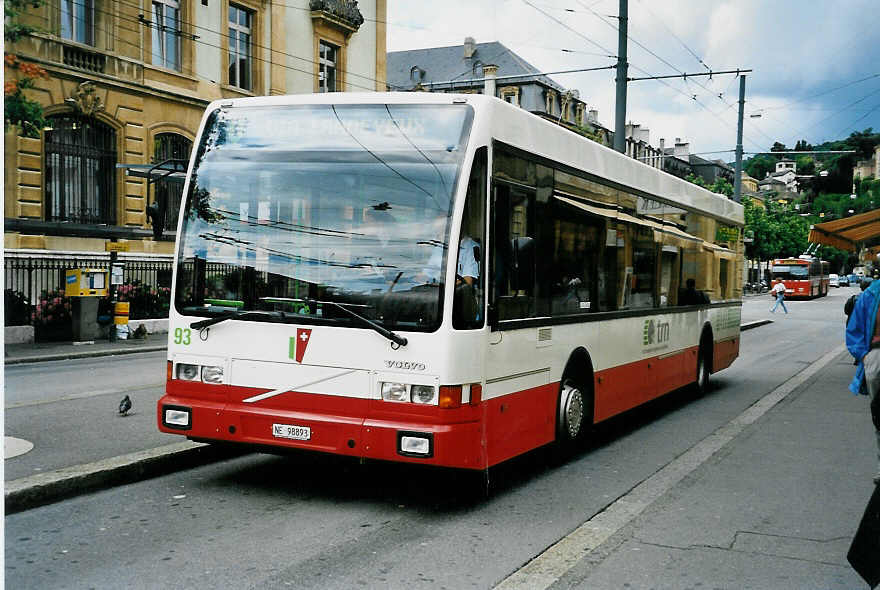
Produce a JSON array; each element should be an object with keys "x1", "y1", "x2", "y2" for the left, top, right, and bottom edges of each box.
[
  {"x1": 386, "y1": 38, "x2": 588, "y2": 126},
  {"x1": 5, "y1": 0, "x2": 386, "y2": 256}
]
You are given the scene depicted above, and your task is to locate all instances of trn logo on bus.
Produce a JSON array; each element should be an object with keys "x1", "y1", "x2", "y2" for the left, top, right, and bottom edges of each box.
[{"x1": 643, "y1": 319, "x2": 670, "y2": 345}]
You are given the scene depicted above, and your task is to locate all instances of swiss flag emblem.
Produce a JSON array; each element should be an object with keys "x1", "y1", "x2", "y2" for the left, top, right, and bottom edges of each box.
[{"x1": 292, "y1": 328, "x2": 312, "y2": 363}]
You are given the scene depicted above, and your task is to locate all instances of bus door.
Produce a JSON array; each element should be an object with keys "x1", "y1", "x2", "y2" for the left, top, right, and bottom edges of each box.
[{"x1": 484, "y1": 179, "x2": 558, "y2": 460}]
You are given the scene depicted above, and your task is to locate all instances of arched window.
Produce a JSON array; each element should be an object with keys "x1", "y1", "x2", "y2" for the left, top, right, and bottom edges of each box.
[
  {"x1": 153, "y1": 132, "x2": 193, "y2": 231},
  {"x1": 45, "y1": 114, "x2": 117, "y2": 225}
]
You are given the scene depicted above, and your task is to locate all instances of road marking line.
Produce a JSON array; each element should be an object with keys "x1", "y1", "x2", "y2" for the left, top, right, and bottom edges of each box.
[{"x1": 494, "y1": 343, "x2": 847, "y2": 590}]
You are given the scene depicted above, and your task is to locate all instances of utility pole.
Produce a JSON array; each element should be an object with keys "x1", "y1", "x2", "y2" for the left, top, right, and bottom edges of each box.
[
  {"x1": 613, "y1": 0, "x2": 628, "y2": 154},
  {"x1": 733, "y1": 74, "x2": 746, "y2": 203}
]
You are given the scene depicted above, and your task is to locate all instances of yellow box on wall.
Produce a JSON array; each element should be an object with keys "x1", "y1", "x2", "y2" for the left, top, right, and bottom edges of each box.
[{"x1": 64, "y1": 269, "x2": 109, "y2": 297}]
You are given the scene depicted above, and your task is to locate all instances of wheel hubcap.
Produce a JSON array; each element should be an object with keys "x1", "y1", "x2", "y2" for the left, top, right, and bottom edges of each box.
[{"x1": 561, "y1": 384, "x2": 584, "y2": 439}]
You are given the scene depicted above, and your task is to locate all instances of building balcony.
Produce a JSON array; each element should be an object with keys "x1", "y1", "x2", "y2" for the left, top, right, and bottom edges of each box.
[{"x1": 13, "y1": 34, "x2": 144, "y2": 85}]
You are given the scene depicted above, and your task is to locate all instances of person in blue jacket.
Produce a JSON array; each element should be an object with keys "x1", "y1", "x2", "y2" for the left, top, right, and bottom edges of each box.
[{"x1": 846, "y1": 277, "x2": 880, "y2": 485}]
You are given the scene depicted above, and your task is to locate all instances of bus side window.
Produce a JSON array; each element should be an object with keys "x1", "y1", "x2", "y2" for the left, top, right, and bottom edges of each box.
[
  {"x1": 453, "y1": 147, "x2": 487, "y2": 329},
  {"x1": 545, "y1": 199, "x2": 600, "y2": 315},
  {"x1": 492, "y1": 183, "x2": 536, "y2": 321}
]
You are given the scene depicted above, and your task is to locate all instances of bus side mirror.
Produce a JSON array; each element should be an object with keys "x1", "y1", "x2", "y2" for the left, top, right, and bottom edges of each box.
[{"x1": 510, "y1": 237, "x2": 535, "y2": 292}]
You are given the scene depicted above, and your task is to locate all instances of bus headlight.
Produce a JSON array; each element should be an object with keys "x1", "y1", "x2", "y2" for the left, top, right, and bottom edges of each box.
[
  {"x1": 411, "y1": 385, "x2": 436, "y2": 404},
  {"x1": 201, "y1": 365, "x2": 224, "y2": 384},
  {"x1": 381, "y1": 382, "x2": 408, "y2": 402},
  {"x1": 177, "y1": 363, "x2": 200, "y2": 381}
]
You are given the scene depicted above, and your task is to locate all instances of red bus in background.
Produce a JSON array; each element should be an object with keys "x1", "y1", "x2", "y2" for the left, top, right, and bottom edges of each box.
[{"x1": 770, "y1": 256, "x2": 830, "y2": 299}]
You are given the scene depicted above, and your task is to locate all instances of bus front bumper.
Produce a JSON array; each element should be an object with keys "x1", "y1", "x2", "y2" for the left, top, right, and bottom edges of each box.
[{"x1": 157, "y1": 384, "x2": 485, "y2": 470}]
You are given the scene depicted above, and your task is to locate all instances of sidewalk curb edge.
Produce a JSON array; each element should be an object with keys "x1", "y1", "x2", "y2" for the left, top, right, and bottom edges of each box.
[
  {"x1": 5, "y1": 345, "x2": 167, "y2": 365},
  {"x1": 5, "y1": 441, "x2": 244, "y2": 514}
]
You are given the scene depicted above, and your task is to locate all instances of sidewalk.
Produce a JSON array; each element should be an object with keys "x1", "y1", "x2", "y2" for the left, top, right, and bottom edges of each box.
[
  {"x1": 4, "y1": 331, "x2": 167, "y2": 365},
  {"x1": 556, "y1": 346, "x2": 876, "y2": 588}
]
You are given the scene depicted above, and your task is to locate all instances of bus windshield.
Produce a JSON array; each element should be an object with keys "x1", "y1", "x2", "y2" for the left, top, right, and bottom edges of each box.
[
  {"x1": 771, "y1": 265, "x2": 809, "y2": 279},
  {"x1": 174, "y1": 103, "x2": 473, "y2": 331}
]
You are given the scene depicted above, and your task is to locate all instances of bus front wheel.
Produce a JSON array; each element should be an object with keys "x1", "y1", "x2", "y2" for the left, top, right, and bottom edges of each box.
[{"x1": 558, "y1": 379, "x2": 585, "y2": 442}]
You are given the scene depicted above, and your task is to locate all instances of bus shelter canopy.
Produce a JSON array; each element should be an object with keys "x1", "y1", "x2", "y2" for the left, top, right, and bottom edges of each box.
[{"x1": 808, "y1": 208, "x2": 880, "y2": 252}]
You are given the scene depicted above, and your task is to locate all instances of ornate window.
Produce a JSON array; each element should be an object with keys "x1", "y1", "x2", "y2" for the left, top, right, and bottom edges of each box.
[
  {"x1": 60, "y1": 0, "x2": 94, "y2": 45},
  {"x1": 500, "y1": 86, "x2": 520, "y2": 106},
  {"x1": 44, "y1": 114, "x2": 117, "y2": 225},
  {"x1": 545, "y1": 89, "x2": 557, "y2": 116},
  {"x1": 575, "y1": 104, "x2": 585, "y2": 126},
  {"x1": 153, "y1": 133, "x2": 192, "y2": 231},
  {"x1": 310, "y1": 0, "x2": 364, "y2": 93},
  {"x1": 151, "y1": 0, "x2": 181, "y2": 70},
  {"x1": 228, "y1": 4, "x2": 253, "y2": 90},
  {"x1": 318, "y1": 40, "x2": 339, "y2": 92}
]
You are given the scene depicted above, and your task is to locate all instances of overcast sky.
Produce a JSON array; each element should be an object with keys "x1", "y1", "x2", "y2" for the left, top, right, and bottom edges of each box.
[{"x1": 387, "y1": 0, "x2": 880, "y2": 160}]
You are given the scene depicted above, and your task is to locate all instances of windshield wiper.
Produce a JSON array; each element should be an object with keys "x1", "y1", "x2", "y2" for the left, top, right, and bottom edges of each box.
[
  {"x1": 261, "y1": 297, "x2": 408, "y2": 347},
  {"x1": 189, "y1": 309, "x2": 290, "y2": 330}
]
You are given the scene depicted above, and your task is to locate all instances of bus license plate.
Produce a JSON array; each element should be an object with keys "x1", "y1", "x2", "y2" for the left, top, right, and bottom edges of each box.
[{"x1": 272, "y1": 423, "x2": 311, "y2": 441}]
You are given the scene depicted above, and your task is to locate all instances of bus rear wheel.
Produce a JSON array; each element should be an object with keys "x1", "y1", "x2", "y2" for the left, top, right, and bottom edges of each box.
[{"x1": 695, "y1": 344, "x2": 711, "y2": 395}]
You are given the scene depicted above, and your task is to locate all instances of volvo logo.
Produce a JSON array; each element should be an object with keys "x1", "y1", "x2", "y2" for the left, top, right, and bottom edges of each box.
[{"x1": 384, "y1": 360, "x2": 426, "y2": 371}]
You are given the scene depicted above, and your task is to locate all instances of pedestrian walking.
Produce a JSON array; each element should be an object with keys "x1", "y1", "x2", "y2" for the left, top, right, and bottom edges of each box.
[
  {"x1": 770, "y1": 281, "x2": 788, "y2": 314},
  {"x1": 845, "y1": 277, "x2": 880, "y2": 486}
]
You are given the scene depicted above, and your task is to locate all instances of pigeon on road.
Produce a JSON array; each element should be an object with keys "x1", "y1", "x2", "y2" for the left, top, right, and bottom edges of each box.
[{"x1": 118, "y1": 395, "x2": 132, "y2": 416}]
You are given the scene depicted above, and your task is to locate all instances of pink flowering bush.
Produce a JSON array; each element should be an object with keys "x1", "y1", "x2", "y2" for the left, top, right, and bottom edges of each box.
[
  {"x1": 32, "y1": 289, "x2": 72, "y2": 326},
  {"x1": 114, "y1": 281, "x2": 171, "y2": 319}
]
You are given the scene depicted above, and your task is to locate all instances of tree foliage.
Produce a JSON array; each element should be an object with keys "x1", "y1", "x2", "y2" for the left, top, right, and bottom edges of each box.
[
  {"x1": 744, "y1": 154, "x2": 776, "y2": 180},
  {"x1": 794, "y1": 139, "x2": 814, "y2": 152},
  {"x1": 685, "y1": 173, "x2": 734, "y2": 197},
  {"x1": 743, "y1": 198, "x2": 810, "y2": 262},
  {"x1": 4, "y1": 0, "x2": 47, "y2": 138},
  {"x1": 4, "y1": 0, "x2": 44, "y2": 42}
]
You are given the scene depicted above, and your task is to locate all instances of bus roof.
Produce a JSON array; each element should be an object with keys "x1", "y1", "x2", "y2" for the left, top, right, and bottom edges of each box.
[{"x1": 205, "y1": 92, "x2": 744, "y2": 226}]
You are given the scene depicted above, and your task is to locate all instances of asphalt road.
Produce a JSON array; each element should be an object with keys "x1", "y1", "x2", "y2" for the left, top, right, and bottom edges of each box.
[
  {"x1": 4, "y1": 351, "x2": 176, "y2": 480},
  {"x1": 5, "y1": 287, "x2": 870, "y2": 589}
]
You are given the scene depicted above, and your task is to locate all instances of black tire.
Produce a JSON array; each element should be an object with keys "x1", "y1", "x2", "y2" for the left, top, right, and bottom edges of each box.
[{"x1": 695, "y1": 341, "x2": 711, "y2": 395}]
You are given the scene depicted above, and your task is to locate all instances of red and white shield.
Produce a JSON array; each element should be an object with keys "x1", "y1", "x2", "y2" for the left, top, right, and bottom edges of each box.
[{"x1": 294, "y1": 328, "x2": 312, "y2": 363}]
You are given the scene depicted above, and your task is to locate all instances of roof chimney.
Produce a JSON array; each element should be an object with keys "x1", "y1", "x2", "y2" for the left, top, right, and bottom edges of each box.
[
  {"x1": 483, "y1": 64, "x2": 498, "y2": 97},
  {"x1": 674, "y1": 138, "x2": 689, "y2": 158},
  {"x1": 464, "y1": 37, "x2": 476, "y2": 59}
]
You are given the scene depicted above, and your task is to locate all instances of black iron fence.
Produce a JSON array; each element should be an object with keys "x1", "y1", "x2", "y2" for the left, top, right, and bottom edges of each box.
[{"x1": 4, "y1": 253, "x2": 174, "y2": 338}]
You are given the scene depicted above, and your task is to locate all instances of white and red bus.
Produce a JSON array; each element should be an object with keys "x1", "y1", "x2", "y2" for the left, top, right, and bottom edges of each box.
[
  {"x1": 770, "y1": 256, "x2": 829, "y2": 298},
  {"x1": 158, "y1": 92, "x2": 743, "y2": 471}
]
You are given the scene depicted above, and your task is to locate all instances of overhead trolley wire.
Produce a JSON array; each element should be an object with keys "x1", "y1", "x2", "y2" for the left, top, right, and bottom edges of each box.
[
  {"x1": 521, "y1": 0, "x2": 765, "y2": 151},
  {"x1": 835, "y1": 100, "x2": 880, "y2": 139},
  {"x1": 633, "y1": 0, "x2": 710, "y2": 73}
]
